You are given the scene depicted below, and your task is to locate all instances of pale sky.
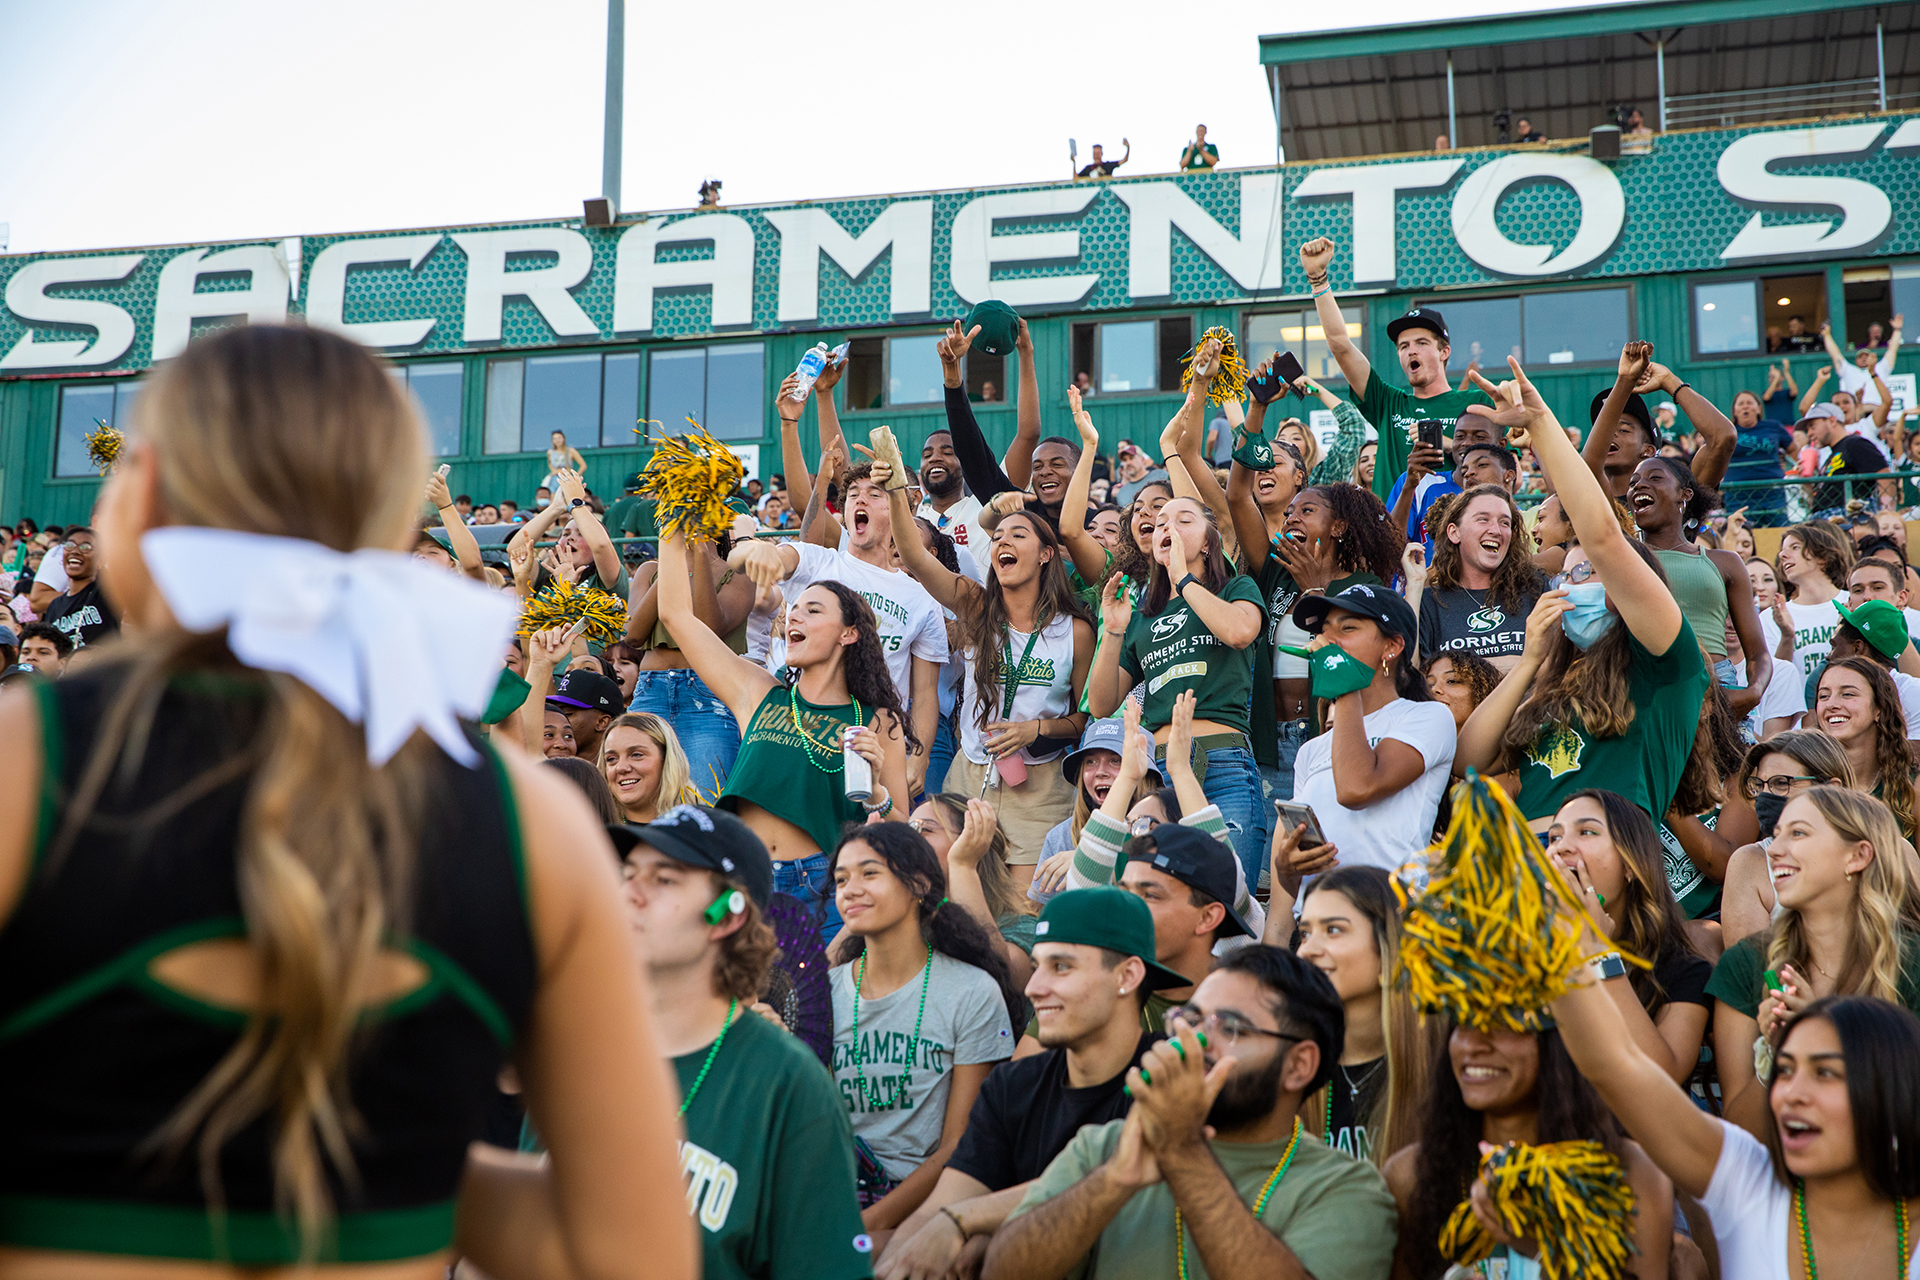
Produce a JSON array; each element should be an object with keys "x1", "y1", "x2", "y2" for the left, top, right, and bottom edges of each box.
[{"x1": 0, "y1": 0, "x2": 1633, "y2": 257}]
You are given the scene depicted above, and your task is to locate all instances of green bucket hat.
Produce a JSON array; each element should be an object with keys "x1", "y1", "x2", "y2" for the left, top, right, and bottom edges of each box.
[
  {"x1": 1835, "y1": 598, "x2": 1910, "y2": 662},
  {"x1": 964, "y1": 299, "x2": 1022, "y2": 357},
  {"x1": 1034, "y1": 887, "x2": 1190, "y2": 990}
]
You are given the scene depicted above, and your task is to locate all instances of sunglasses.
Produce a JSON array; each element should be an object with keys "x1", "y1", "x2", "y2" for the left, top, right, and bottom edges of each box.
[{"x1": 1548, "y1": 561, "x2": 1597, "y2": 590}]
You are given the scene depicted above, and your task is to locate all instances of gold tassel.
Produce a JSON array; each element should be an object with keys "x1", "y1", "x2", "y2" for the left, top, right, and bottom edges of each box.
[
  {"x1": 85, "y1": 420, "x2": 123, "y2": 475},
  {"x1": 518, "y1": 577, "x2": 628, "y2": 647},
  {"x1": 634, "y1": 421, "x2": 745, "y2": 544},
  {"x1": 1439, "y1": 1140, "x2": 1639, "y2": 1280},
  {"x1": 1179, "y1": 325, "x2": 1249, "y2": 405},
  {"x1": 1394, "y1": 771, "x2": 1645, "y2": 1033}
]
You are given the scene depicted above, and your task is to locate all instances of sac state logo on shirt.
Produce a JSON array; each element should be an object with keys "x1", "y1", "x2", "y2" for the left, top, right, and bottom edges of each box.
[
  {"x1": 1150, "y1": 610, "x2": 1190, "y2": 642},
  {"x1": 1466, "y1": 608, "x2": 1504, "y2": 634},
  {"x1": 1527, "y1": 724, "x2": 1586, "y2": 779}
]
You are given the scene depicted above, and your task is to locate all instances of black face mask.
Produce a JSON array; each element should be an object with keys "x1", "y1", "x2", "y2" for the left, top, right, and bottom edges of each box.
[{"x1": 1754, "y1": 791, "x2": 1788, "y2": 838}]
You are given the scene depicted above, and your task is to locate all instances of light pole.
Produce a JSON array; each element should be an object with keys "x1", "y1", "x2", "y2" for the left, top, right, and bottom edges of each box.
[{"x1": 587, "y1": 0, "x2": 624, "y2": 226}]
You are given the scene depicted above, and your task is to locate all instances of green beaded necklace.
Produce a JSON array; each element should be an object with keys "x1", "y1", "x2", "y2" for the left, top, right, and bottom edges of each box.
[
  {"x1": 850, "y1": 944, "x2": 933, "y2": 1110},
  {"x1": 679, "y1": 999, "x2": 739, "y2": 1118},
  {"x1": 1174, "y1": 1117, "x2": 1303, "y2": 1280},
  {"x1": 789, "y1": 685, "x2": 863, "y2": 774},
  {"x1": 1795, "y1": 1178, "x2": 1910, "y2": 1279}
]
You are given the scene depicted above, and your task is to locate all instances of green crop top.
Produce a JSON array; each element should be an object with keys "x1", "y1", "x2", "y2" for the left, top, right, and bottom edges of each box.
[{"x1": 717, "y1": 687, "x2": 868, "y2": 854}]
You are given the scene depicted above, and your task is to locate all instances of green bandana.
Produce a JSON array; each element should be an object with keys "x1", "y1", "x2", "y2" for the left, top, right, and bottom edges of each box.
[
  {"x1": 1280, "y1": 641, "x2": 1376, "y2": 700},
  {"x1": 1233, "y1": 432, "x2": 1276, "y2": 471}
]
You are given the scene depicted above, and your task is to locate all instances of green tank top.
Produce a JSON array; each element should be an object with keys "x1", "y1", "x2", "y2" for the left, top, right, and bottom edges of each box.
[
  {"x1": 1652, "y1": 546, "x2": 1730, "y2": 658},
  {"x1": 718, "y1": 686, "x2": 868, "y2": 855}
]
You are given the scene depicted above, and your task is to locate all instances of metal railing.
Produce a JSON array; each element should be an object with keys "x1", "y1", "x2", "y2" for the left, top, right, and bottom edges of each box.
[
  {"x1": 1516, "y1": 471, "x2": 1913, "y2": 527},
  {"x1": 1663, "y1": 79, "x2": 1884, "y2": 129}
]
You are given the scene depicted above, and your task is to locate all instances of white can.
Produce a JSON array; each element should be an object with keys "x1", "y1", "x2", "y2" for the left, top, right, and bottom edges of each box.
[{"x1": 843, "y1": 725, "x2": 872, "y2": 803}]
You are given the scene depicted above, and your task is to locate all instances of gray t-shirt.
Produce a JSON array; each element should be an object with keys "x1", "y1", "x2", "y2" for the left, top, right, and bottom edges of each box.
[
  {"x1": 830, "y1": 951, "x2": 1013, "y2": 1180},
  {"x1": 1418, "y1": 586, "x2": 1539, "y2": 665},
  {"x1": 1113, "y1": 468, "x2": 1170, "y2": 507}
]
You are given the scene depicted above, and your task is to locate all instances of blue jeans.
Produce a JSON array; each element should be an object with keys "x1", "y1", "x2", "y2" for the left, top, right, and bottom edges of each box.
[
  {"x1": 629, "y1": 668, "x2": 742, "y2": 797},
  {"x1": 1157, "y1": 739, "x2": 1266, "y2": 892},
  {"x1": 925, "y1": 712, "x2": 958, "y2": 798},
  {"x1": 771, "y1": 851, "x2": 845, "y2": 950}
]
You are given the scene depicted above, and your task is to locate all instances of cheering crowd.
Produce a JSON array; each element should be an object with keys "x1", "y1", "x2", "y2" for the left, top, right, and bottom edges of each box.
[{"x1": 1, "y1": 234, "x2": 1919, "y2": 1280}]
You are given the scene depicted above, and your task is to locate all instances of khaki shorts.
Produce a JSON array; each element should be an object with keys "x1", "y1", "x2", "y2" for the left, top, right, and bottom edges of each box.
[{"x1": 942, "y1": 754, "x2": 1076, "y2": 866}]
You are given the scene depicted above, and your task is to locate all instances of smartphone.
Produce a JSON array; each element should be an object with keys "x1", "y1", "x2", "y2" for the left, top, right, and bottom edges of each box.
[
  {"x1": 1417, "y1": 419, "x2": 1446, "y2": 453},
  {"x1": 1272, "y1": 350, "x2": 1307, "y2": 393},
  {"x1": 436, "y1": 463, "x2": 451, "y2": 479},
  {"x1": 1273, "y1": 801, "x2": 1327, "y2": 847}
]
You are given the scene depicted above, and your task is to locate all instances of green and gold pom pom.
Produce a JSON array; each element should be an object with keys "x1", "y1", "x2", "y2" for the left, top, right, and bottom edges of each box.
[
  {"x1": 1180, "y1": 326, "x2": 1250, "y2": 405},
  {"x1": 1395, "y1": 771, "x2": 1643, "y2": 1033},
  {"x1": 635, "y1": 421, "x2": 746, "y2": 543},
  {"x1": 1439, "y1": 1140, "x2": 1639, "y2": 1280},
  {"x1": 85, "y1": 419, "x2": 123, "y2": 474},
  {"x1": 518, "y1": 577, "x2": 628, "y2": 647}
]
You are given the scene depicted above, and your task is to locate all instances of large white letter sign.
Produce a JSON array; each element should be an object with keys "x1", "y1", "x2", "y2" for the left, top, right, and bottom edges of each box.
[
  {"x1": 1115, "y1": 175, "x2": 1290, "y2": 297},
  {"x1": 451, "y1": 229, "x2": 598, "y2": 343},
  {"x1": 1290, "y1": 160, "x2": 1464, "y2": 284},
  {"x1": 1450, "y1": 154, "x2": 1625, "y2": 277},
  {"x1": 0, "y1": 254, "x2": 144, "y2": 369},
  {"x1": 765, "y1": 203, "x2": 933, "y2": 322},
  {"x1": 151, "y1": 246, "x2": 291, "y2": 359},
  {"x1": 305, "y1": 234, "x2": 442, "y2": 347},
  {"x1": 1718, "y1": 124, "x2": 1891, "y2": 262},
  {"x1": 612, "y1": 214, "x2": 756, "y2": 333},
  {"x1": 949, "y1": 188, "x2": 1100, "y2": 307}
]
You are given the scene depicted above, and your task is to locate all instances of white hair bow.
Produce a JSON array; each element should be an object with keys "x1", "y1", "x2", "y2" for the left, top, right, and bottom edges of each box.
[{"x1": 141, "y1": 527, "x2": 519, "y2": 766}]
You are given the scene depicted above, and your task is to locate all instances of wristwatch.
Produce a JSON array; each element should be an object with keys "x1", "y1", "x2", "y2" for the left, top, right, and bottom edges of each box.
[
  {"x1": 568, "y1": 497, "x2": 586, "y2": 509},
  {"x1": 1590, "y1": 951, "x2": 1627, "y2": 981},
  {"x1": 1175, "y1": 573, "x2": 1200, "y2": 596}
]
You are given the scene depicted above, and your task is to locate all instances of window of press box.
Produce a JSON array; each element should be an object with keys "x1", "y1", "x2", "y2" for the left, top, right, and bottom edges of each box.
[
  {"x1": 388, "y1": 362, "x2": 465, "y2": 457},
  {"x1": 54, "y1": 380, "x2": 141, "y2": 478},
  {"x1": 1846, "y1": 265, "x2": 1916, "y2": 352},
  {"x1": 1413, "y1": 289, "x2": 1631, "y2": 371},
  {"x1": 645, "y1": 343, "x2": 764, "y2": 442},
  {"x1": 1692, "y1": 274, "x2": 1827, "y2": 357},
  {"x1": 485, "y1": 350, "x2": 644, "y2": 454},
  {"x1": 1242, "y1": 307, "x2": 1363, "y2": 385},
  {"x1": 840, "y1": 334, "x2": 995, "y2": 410},
  {"x1": 1070, "y1": 317, "x2": 1192, "y2": 395}
]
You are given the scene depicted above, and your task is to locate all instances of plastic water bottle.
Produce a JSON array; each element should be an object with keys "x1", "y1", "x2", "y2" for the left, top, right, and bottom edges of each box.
[
  {"x1": 843, "y1": 726, "x2": 872, "y2": 803},
  {"x1": 790, "y1": 343, "x2": 831, "y2": 401}
]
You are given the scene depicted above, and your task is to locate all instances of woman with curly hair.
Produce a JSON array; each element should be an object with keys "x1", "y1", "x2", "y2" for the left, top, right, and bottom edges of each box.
[
  {"x1": 1809, "y1": 656, "x2": 1920, "y2": 843},
  {"x1": 600, "y1": 711, "x2": 702, "y2": 824},
  {"x1": 1415, "y1": 484, "x2": 1544, "y2": 674},
  {"x1": 1457, "y1": 359, "x2": 1712, "y2": 837},
  {"x1": 829, "y1": 822, "x2": 1017, "y2": 1226},
  {"x1": 1630, "y1": 456, "x2": 1767, "y2": 715},
  {"x1": 1422, "y1": 649, "x2": 1500, "y2": 733},
  {"x1": 656, "y1": 526, "x2": 912, "y2": 944}
]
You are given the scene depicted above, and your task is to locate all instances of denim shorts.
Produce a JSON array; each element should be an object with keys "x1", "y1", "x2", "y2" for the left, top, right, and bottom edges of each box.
[
  {"x1": 771, "y1": 851, "x2": 845, "y2": 950},
  {"x1": 629, "y1": 668, "x2": 742, "y2": 797}
]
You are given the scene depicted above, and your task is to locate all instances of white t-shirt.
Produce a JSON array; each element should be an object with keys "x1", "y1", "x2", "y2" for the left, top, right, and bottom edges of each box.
[
  {"x1": 1289, "y1": 699, "x2": 1458, "y2": 879},
  {"x1": 33, "y1": 549, "x2": 69, "y2": 594},
  {"x1": 1700, "y1": 1121, "x2": 1920, "y2": 1279},
  {"x1": 830, "y1": 951, "x2": 1013, "y2": 1180},
  {"x1": 957, "y1": 614, "x2": 1079, "y2": 766},
  {"x1": 1750, "y1": 650, "x2": 1806, "y2": 733},
  {"x1": 785, "y1": 543, "x2": 950, "y2": 710},
  {"x1": 1784, "y1": 598, "x2": 1842, "y2": 686},
  {"x1": 917, "y1": 495, "x2": 989, "y2": 584},
  {"x1": 1894, "y1": 670, "x2": 1920, "y2": 739},
  {"x1": 1837, "y1": 351, "x2": 1897, "y2": 405}
]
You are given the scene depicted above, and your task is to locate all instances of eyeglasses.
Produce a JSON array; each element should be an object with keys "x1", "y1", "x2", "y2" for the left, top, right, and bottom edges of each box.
[
  {"x1": 1748, "y1": 773, "x2": 1822, "y2": 798},
  {"x1": 1168, "y1": 1005, "x2": 1300, "y2": 1049},
  {"x1": 1130, "y1": 815, "x2": 1162, "y2": 836},
  {"x1": 1548, "y1": 561, "x2": 1597, "y2": 590},
  {"x1": 64, "y1": 542, "x2": 94, "y2": 555}
]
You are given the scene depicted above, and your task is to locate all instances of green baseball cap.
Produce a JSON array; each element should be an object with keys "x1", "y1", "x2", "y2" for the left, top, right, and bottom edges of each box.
[
  {"x1": 964, "y1": 299, "x2": 1021, "y2": 357},
  {"x1": 1033, "y1": 887, "x2": 1190, "y2": 991},
  {"x1": 1836, "y1": 598, "x2": 1910, "y2": 662}
]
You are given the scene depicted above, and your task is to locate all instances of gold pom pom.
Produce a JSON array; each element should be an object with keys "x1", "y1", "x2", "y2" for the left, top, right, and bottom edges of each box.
[
  {"x1": 1180, "y1": 326, "x2": 1249, "y2": 405},
  {"x1": 85, "y1": 420, "x2": 123, "y2": 475},
  {"x1": 635, "y1": 422, "x2": 746, "y2": 543},
  {"x1": 1395, "y1": 771, "x2": 1643, "y2": 1033},
  {"x1": 1439, "y1": 1140, "x2": 1639, "y2": 1280},
  {"x1": 518, "y1": 577, "x2": 628, "y2": 647}
]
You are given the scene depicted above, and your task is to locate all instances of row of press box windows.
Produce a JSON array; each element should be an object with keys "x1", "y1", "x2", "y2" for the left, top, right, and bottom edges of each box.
[{"x1": 45, "y1": 268, "x2": 1920, "y2": 478}]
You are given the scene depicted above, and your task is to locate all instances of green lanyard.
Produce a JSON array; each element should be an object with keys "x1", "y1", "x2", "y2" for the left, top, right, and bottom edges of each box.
[{"x1": 1001, "y1": 625, "x2": 1044, "y2": 721}]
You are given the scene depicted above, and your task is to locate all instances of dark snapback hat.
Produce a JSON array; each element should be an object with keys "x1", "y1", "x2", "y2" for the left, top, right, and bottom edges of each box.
[
  {"x1": 1292, "y1": 580, "x2": 1418, "y2": 647},
  {"x1": 1118, "y1": 825, "x2": 1253, "y2": 938},
  {"x1": 607, "y1": 804, "x2": 774, "y2": 908}
]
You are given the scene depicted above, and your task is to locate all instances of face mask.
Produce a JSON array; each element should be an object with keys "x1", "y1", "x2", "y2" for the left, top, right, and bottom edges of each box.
[
  {"x1": 534, "y1": 496, "x2": 551, "y2": 508},
  {"x1": 1279, "y1": 640, "x2": 1378, "y2": 700},
  {"x1": 1753, "y1": 791, "x2": 1788, "y2": 838},
  {"x1": 1560, "y1": 581, "x2": 1616, "y2": 650}
]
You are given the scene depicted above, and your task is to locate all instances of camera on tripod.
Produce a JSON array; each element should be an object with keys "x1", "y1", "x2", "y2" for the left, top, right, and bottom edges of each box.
[
  {"x1": 1493, "y1": 110, "x2": 1512, "y2": 143},
  {"x1": 1611, "y1": 104, "x2": 1635, "y2": 131}
]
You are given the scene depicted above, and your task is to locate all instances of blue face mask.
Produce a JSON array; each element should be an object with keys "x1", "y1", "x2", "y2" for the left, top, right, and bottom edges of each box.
[{"x1": 1560, "y1": 581, "x2": 1616, "y2": 650}]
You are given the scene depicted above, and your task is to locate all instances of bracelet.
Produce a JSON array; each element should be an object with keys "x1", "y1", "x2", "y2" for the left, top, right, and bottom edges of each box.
[
  {"x1": 1106, "y1": 627, "x2": 1128, "y2": 638},
  {"x1": 861, "y1": 791, "x2": 893, "y2": 816},
  {"x1": 1310, "y1": 281, "x2": 1332, "y2": 298},
  {"x1": 1176, "y1": 573, "x2": 1201, "y2": 595},
  {"x1": 1305, "y1": 270, "x2": 1328, "y2": 288},
  {"x1": 1673, "y1": 382, "x2": 1692, "y2": 397},
  {"x1": 1302, "y1": 586, "x2": 1327, "y2": 597},
  {"x1": 941, "y1": 1207, "x2": 971, "y2": 1241}
]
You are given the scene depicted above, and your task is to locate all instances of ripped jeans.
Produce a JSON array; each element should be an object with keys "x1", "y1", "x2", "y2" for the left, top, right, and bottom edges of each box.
[{"x1": 629, "y1": 668, "x2": 742, "y2": 797}]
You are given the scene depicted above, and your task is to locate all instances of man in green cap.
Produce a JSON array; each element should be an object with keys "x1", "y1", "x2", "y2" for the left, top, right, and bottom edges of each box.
[
  {"x1": 1827, "y1": 596, "x2": 1920, "y2": 740},
  {"x1": 873, "y1": 888, "x2": 1179, "y2": 1280}
]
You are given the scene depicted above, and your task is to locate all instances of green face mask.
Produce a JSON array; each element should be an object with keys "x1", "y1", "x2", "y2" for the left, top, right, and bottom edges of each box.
[{"x1": 1279, "y1": 641, "x2": 1377, "y2": 700}]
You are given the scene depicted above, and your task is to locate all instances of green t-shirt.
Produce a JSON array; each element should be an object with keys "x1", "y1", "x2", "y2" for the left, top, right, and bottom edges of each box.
[
  {"x1": 1514, "y1": 617, "x2": 1710, "y2": 823},
  {"x1": 717, "y1": 688, "x2": 868, "y2": 855},
  {"x1": 1182, "y1": 142, "x2": 1220, "y2": 170},
  {"x1": 997, "y1": 911, "x2": 1039, "y2": 956},
  {"x1": 605, "y1": 492, "x2": 654, "y2": 540},
  {"x1": 679, "y1": 1011, "x2": 874, "y2": 1280},
  {"x1": 1118, "y1": 575, "x2": 1265, "y2": 733},
  {"x1": 1007, "y1": 1120, "x2": 1399, "y2": 1280},
  {"x1": 1355, "y1": 376, "x2": 1490, "y2": 506},
  {"x1": 1706, "y1": 929, "x2": 1920, "y2": 1021}
]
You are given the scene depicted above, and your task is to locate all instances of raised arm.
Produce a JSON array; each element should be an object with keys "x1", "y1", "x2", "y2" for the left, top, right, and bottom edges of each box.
[
  {"x1": 939, "y1": 320, "x2": 1018, "y2": 502},
  {"x1": 1799, "y1": 365, "x2": 1830, "y2": 416},
  {"x1": 1227, "y1": 458, "x2": 1272, "y2": 576},
  {"x1": 428, "y1": 472, "x2": 486, "y2": 581},
  {"x1": 1457, "y1": 591, "x2": 1570, "y2": 775},
  {"x1": 1649, "y1": 362, "x2": 1735, "y2": 489},
  {"x1": 776, "y1": 373, "x2": 814, "y2": 520},
  {"x1": 800, "y1": 439, "x2": 845, "y2": 549},
  {"x1": 1166, "y1": 524, "x2": 1261, "y2": 650},
  {"x1": 1299, "y1": 238, "x2": 1372, "y2": 398},
  {"x1": 884, "y1": 479, "x2": 967, "y2": 610},
  {"x1": 1161, "y1": 340, "x2": 1233, "y2": 532},
  {"x1": 1716, "y1": 548, "x2": 1766, "y2": 718},
  {"x1": 1087, "y1": 574, "x2": 1137, "y2": 719},
  {"x1": 1162, "y1": 691, "x2": 1209, "y2": 816},
  {"x1": 1820, "y1": 320, "x2": 1847, "y2": 370},
  {"x1": 1059, "y1": 387, "x2": 1114, "y2": 584},
  {"x1": 1471, "y1": 358, "x2": 1683, "y2": 654},
  {"x1": 663, "y1": 529, "x2": 781, "y2": 719},
  {"x1": 520, "y1": 627, "x2": 570, "y2": 757},
  {"x1": 1003, "y1": 319, "x2": 1042, "y2": 488},
  {"x1": 1871, "y1": 372, "x2": 1894, "y2": 432},
  {"x1": 507, "y1": 484, "x2": 570, "y2": 561},
  {"x1": 553, "y1": 469, "x2": 622, "y2": 588},
  {"x1": 1309, "y1": 383, "x2": 1368, "y2": 486},
  {"x1": 1583, "y1": 343, "x2": 1650, "y2": 490}
]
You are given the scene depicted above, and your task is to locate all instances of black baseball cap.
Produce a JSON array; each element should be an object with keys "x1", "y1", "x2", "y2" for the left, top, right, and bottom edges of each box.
[
  {"x1": 1588, "y1": 389, "x2": 1654, "y2": 440},
  {"x1": 1118, "y1": 824, "x2": 1253, "y2": 938},
  {"x1": 547, "y1": 669, "x2": 625, "y2": 716},
  {"x1": 1033, "y1": 888, "x2": 1190, "y2": 990},
  {"x1": 1292, "y1": 581, "x2": 1418, "y2": 646},
  {"x1": 1386, "y1": 307, "x2": 1449, "y2": 345},
  {"x1": 607, "y1": 805, "x2": 774, "y2": 908}
]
